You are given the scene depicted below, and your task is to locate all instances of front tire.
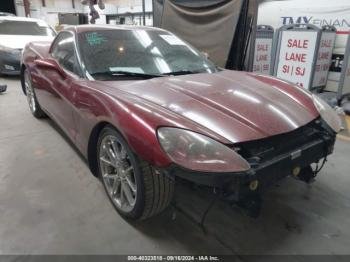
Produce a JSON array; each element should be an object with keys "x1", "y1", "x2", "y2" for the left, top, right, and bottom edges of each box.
[
  {"x1": 97, "y1": 126, "x2": 174, "y2": 220},
  {"x1": 24, "y1": 69, "x2": 46, "y2": 118}
]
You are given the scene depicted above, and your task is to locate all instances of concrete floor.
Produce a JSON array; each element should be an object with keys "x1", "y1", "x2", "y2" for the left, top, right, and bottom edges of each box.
[{"x1": 0, "y1": 76, "x2": 350, "y2": 255}]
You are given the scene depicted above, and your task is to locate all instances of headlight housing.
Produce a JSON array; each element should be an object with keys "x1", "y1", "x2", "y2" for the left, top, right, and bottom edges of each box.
[
  {"x1": 312, "y1": 94, "x2": 341, "y2": 133},
  {"x1": 157, "y1": 127, "x2": 250, "y2": 173},
  {"x1": 0, "y1": 44, "x2": 20, "y2": 55}
]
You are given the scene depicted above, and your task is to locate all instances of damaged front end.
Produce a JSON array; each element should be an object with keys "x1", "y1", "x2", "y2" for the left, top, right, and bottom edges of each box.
[
  {"x1": 224, "y1": 118, "x2": 335, "y2": 217},
  {"x1": 163, "y1": 118, "x2": 336, "y2": 218}
]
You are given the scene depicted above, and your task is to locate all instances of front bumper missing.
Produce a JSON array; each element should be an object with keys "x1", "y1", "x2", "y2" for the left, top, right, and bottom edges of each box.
[
  {"x1": 226, "y1": 135, "x2": 335, "y2": 202},
  {"x1": 161, "y1": 126, "x2": 336, "y2": 203}
]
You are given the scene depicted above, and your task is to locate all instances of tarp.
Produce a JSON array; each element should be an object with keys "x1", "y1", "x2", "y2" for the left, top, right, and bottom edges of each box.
[
  {"x1": 155, "y1": 0, "x2": 244, "y2": 67},
  {"x1": 153, "y1": 0, "x2": 164, "y2": 29}
]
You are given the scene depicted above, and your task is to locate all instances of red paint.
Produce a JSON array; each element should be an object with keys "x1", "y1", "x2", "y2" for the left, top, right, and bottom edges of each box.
[
  {"x1": 318, "y1": 52, "x2": 330, "y2": 60},
  {"x1": 295, "y1": 67, "x2": 306, "y2": 76},
  {"x1": 22, "y1": 26, "x2": 320, "y2": 171},
  {"x1": 320, "y1": 39, "x2": 332, "y2": 48},
  {"x1": 287, "y1": 39, "x2": 309, "y2": 49},
  {"x1": 336, "y1": 31, "x2": 350, "y2": 35},
  {"x1": 257, "y1": 44, "x2": 268, "y2": 51},
  {"x1": 256, "y1": 54, "x2": 268, "y2": 61},
  {"x1": 285, "y1": 52, "x2": 307, "y2": 62}
]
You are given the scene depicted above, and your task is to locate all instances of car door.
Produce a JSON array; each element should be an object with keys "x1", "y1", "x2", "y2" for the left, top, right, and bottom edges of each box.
[{"x1": 41, "y1": 31, "x2": 82, "y2": 140}]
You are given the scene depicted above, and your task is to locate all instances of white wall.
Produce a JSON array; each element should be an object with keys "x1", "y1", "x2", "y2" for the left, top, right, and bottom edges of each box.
[
  {"x1": 14, "y1": 0, "x2": 153, "y2": 27},
  {"x1": 84, "y1": 0, "x2": 153, "y2": 15},
  {"x1": 84, "y1": 0, "x2": 153, "y2": 25},
  {"x1": 105, "y1": 0, "x2": 153, "y2": 12},
  {"x1": 15, "y1": 0, "x2": 84, "y2": 27}
]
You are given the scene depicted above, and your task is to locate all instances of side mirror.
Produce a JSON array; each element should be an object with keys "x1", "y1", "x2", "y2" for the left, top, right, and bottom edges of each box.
[{"x1": 34, "y1": 58, "x2": 67, "y2": 78}]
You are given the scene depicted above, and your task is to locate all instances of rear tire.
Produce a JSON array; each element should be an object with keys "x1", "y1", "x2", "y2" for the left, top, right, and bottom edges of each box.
[
  {"x1": 24, "y1": 69, "x2": 46, "y2": 118},
  {"x1": 97, "y1": 126, "x2": 174, "y2": 220}
]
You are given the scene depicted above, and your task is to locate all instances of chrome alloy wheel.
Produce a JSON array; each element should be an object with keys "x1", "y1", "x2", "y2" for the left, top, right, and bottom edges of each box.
[
  {"x1": 99, "y1": 135, "x2": 137, "y2": 213},
  {"x1": 24, "y1": 71, "x2": 36, "y2": 113}
]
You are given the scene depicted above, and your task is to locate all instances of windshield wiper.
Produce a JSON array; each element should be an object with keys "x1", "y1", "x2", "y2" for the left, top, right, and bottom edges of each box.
[
  {"x1": 162, "y1": 70, "x2": 199, "y2": 76},
  {"x1": 91, "y1": 71, "x2": 164, "y2": 79},
  {"x1": 90, "y1": 70, "x2": 202, "y2": 79}
]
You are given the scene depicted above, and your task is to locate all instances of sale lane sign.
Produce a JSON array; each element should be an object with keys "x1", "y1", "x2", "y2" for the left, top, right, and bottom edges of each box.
[
  {"x1": 274, "y1": 26, "x2": 319, "y2": 89},
  {"x1": 253, "y1": 25, "x2": 274, "y2": 75},
  {"x1": 253, "y1": 38, "x2": 273, "y2": 74},
  {"x1": 312, "y1": 29, "x2": 336, "y2": 88},
  {"x1": 338, "y1": 33, "x2": 350, "y2": 99}
]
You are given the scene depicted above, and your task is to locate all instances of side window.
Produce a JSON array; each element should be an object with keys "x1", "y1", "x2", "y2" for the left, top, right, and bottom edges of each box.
[{"x1": 51, "y1": 32, "x2": 80, "y2": 76}]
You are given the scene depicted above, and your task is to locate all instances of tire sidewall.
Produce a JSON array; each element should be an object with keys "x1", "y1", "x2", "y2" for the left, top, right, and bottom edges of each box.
[{"x1": 97, "y1": 126, "x2": 146, "y2": 219}]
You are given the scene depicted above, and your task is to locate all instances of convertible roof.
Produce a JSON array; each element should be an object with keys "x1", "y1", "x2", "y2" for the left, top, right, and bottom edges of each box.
[{"x1": 68, "y1": 25, "x2": 166, "y2": 34}]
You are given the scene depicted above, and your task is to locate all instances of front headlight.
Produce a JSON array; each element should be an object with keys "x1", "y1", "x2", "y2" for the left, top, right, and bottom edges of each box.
[
  {"x1": 157, "y1": 127, "x2": 250, "y2": 173},
  {"x1": 312, "y1": 94, "x2": 341, "y2": 133},
  {"x1": 0, "y1": 44, "x2": 20, "y2": 55}
]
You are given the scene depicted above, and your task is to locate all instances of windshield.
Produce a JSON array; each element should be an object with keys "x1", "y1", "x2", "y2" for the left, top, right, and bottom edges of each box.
[
  {"x1": 0, "y1": 20, "x2": 56, "y2": 36},
  {"x1": 78, "y1": 29, "x2": 218, "y2": 80}
]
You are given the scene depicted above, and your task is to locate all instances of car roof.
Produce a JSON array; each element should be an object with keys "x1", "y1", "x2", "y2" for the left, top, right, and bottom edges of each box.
[
  {"x1": 0, "y1": 16, "x2": 49, "y2": 24},
  {"x1": 65, "y1": 24, "x2": 167, "y2": 34},
  {"x1": 0, "y1": 12, "x2": 15, "y2": 16}
]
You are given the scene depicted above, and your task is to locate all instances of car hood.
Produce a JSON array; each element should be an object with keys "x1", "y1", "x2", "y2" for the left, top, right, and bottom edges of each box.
[
  {"x1": 102, "y1": 70, "x2": 319, "y2": 143},
  {"x1": 0, "y1": 35, "x2": 54, "y2": 49}
]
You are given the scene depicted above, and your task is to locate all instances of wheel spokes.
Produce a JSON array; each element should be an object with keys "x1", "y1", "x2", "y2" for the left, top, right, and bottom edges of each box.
[
  {"x1": 103, "y1": 173, "x2": 118, "y2": 179},
  {"x1": 101, "y1": 142, "x2": 118, "y2": 168},
  {"x1": 25, "y1": 75, "x2": 36, "y2": 112},
  {"x1": 112, "y1": 177, "x2": 121, "y2": 195},
  {"x1": 125, "y1": 168, "x2": 136, "y2": 193},
  {"x1": 110, "y1": 140, "x2": 119, "y2": 159},
  {"x1": 25, "y1": 83, "x2": 31, "y2": 102},
  {"x1": 111, "y1": 140, "x2": 127, "y2": 161},
  {"x1": 100, "y1": 156, "x2": 116, "y2": 168},
  {"x1": 106, "y1": 145, "x2": 116, "y2": 162},
  {"x1": 99, "y1": 135, "x2": 137, "y2": 212},
  {"x1": 121, "y1": 180, "x2": 135, "y2": 206}
]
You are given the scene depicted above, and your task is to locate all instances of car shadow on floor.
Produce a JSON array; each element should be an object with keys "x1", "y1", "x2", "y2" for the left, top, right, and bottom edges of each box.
[
  {"x1": 1, "y1": 75, "x2": 21, "y2": 80},
  {"x1": 122, "y1": 175, "x2": 333, "y2": 255}
]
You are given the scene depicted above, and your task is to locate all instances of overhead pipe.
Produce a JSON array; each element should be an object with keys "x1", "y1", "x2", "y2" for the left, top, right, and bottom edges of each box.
[
  {"x1": 23, "y1": 0, "x2": 30, "y2": 17},
  {"x1": 142, "y1": 0, "x2": 146, "y2": 25}
]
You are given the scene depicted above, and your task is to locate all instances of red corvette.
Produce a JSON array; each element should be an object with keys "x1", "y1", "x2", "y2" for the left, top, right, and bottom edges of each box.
[{"x1": 21, "y1": 25, "x2": 340, "y2": 219}]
